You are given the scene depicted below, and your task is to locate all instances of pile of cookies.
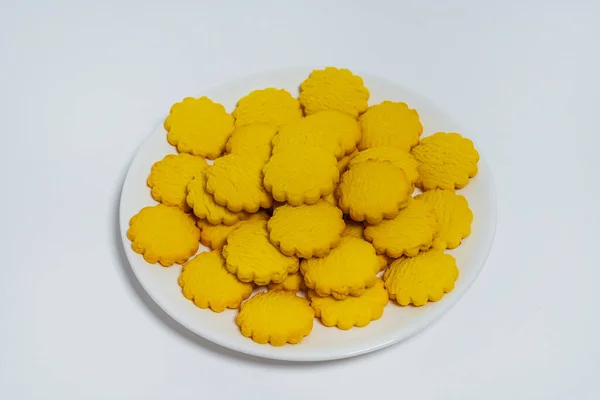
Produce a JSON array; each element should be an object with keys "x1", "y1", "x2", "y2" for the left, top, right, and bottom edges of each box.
[{"x1": 127, "y1": 67, "x2": 479, "y2": 346}]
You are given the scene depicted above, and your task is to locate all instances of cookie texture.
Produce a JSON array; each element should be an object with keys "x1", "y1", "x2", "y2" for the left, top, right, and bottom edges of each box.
[
  {"x1": 310, "y1": 279, "x2": 388, "y2": 330},
  {"x1": 384, "y1": 250, "x2": 459, "y2": 306},
  {"x1": 341, "y1": 219, "x2": 365, "y2": 238},
  {"x1": 337, "y1": 149, "x2": 359, "y2": 173},
  {"x1": 268, "y1": 200, "x2": 345, "y2": 258},
  {"x1": 147, "y1": 153, "x2": 208, "y2": 210},
  {"x1": 222, "y1": 218, "x2": 299, "y2": 285},
  {"x1": 206, "y1": 154, "x2": 273, "y2": 213},
  {"x1": 272, "y1": 117, "x2": 345, "y2": 159},
  {"x1": 337, "y1": 160, "x2": 410, "y2": 224},
  {"x1": 299, "y1": 67, "x2": 369, "y2": 118},
  {"x1": 127, "y1": 205, "x2": 200, "y2": 266},
  {"x1": 187, "y1": 169, "x2": 248, "y2": 225},
  {"x1": 267, "y1": 272, "x2": 307, "y2": 292},
  {"x1": 301, "y1": 236, "x2": 380, "y2": 299},
  {"x1": 233, "y1": 88, "x2": 302, "y2": 127},
  {"x1": 178, "y1": 250, "x2": 253, "y2": 312},
  {"x1": 348, "y1": 147, "x2": 419, "y2": 187},
  {"x1": 263, "y1": 147, "x2": 339, "y2": 206},
  {"x1": 415, "y1": 189, "x2": 473, "y2": 249},
  {"x1": 411, "y1": 132, "x2": 479, "y2": 190},
  {"x1": 165, "y1": 96, "x2": 235, "y2": 159},
  {"x1": 225, "y1": 124, "x2": 278, "y2": 163},
  {"x1": 197, "y1": 212, "x2": 269, "y2": 250},
  {"x1": 364, "y1": 198, "x2": 437, "y2": 258},
  {"x1": 236, "y1": 291, "x2": 314, "y2": 346},
  {"x1": 358, "y1": 101, "x2": 422, "y2": 152}
]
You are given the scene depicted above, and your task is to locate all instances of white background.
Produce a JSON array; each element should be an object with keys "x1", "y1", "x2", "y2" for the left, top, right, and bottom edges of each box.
[{"x1": 1, "y1": 0, "x2": 598, "y2": 399}]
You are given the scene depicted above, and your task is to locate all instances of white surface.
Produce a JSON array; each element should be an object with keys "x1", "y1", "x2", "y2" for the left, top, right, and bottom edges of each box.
[
  {"x1": 1, "y1": 0, "x2": 599, "y2": 398},
  {"x1": 120, "y1": 68, "x2": 497, "y2": 361}
]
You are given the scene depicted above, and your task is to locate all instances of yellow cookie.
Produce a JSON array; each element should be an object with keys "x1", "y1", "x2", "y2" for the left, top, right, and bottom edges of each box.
[
  {"x1": 127, "y1": 205, "x2": 200, "y2": 266},
  {"x1": 225, "y1": 124, "x2": 278, "y2": 163},
  {"x1": 384, "y1": 250, "x2": 459, "y2": 306},
  {"x1": 364, "y1": 198, "x2": 437, "y2": 258},
  {"x1": 267, "y1": 272, "x2": 307, "y2": 292},
  {"x1": 411, "y1": 132, "x2": 479, "y2": 190},
  {"x1": 187, "y1": 169, "x2": 248, "y2": 225},
  {"x1": 222, "y1": 218, "x2": 299, "y2": 285},
  {"x1": 147, "y1": 153, "x2": 208, "y2": 210},
  {"x1": 263, "y1": 147, "x2": 339, "y2": 206},
  {"x1": 301, "y1": 236, "x2": 379, "y2": 299},
  {"x1": 165, "y1": 96, "x2": 235, "y2": 159},
  {"x1": 310, "y1": 279, "x2": 388, "y2": 330},
  {"x1": 337, "y1": 149, "x2": 359, "y2": 173},
  {"x1": 205, "y1": 154, "x2": 273, "y2": 213},
  {"x1": 236, "y1": 291, "x2": 314, "y2": 346},
  {"x1": 272, "y1": 117, "x2": 345, "y2": 159},
  {"x1": 415, "y1": 189, "x2": 473, "y2": 250},
  {"x1": 348, "y1": 147, "x2": 420, "y2": 187},
  {"x1": 268, "y1": 200, "x2": 345, "y2": 258},
  {"x1": 358, "y1": 101, "x2": 422, "y2": 152},
  {"x1": 197, "y1": 212, "x2": 269, "y2": 250},
  {"x1": 178, "y1": 250, "x2": 254, "y2": 312},
  {"x1": 337, "y1": 160, "x2": 411, "y2": 224},
  {"x1": 299, "y1": 67, "x2": 369, "y2": 118},
  {"x1": 233, "y1": 88, "x2": 302, "y2": 127}
]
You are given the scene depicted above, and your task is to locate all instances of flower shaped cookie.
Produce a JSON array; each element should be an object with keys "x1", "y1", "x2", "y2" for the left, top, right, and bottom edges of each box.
[
  {"x1": 348, "y1": 147, "x2": 420, "y2": 187},
  {"x1": 233, "y1": 88, "x2": 302, "y2": 127},
  {"x1": 197, "y1": 212, "x2": 269, "y2": 250},
  {"x1": 411, "y1": 132, "x2": 479, "y2": 190},
  {"x1": 222, "y1": 218, "x2": 299, "y2": 285},
  {"x1": 301, "y1": 236, "x2": 380, "y2": 299},
  {"x1": 263, "y1": 147, "x2": 339, "y2": 206},
  {"x1": 236, "y1": 291, "x2": 314, "y2": 346},
  {"x1": 225, "y1": 124, "x2": 278, "y2": 163},
  {"x1": 337, "y1": 160, "x2": 411, "y2": 224},
  {"x1": 268, "y1": 200, "x2": 345, "y2": 258},
  {"x1": 358, "y1": 101, "x2": 423, "y2": 152},
  {"x1": 299, "y1": 67, "x2": 369, "y2": 118},
  {"x1": 127, "y1": 204, "x2": 200, "y2": 266},
  {"x1": 165, "y1": 96, "x2": 235, "y2": 159},
  {"x1": 364, "y1": 198, "x2": 437, "y2": 258},
  {"x1": 147, "y1": 153, "x2": 208, "y2": 210},
  {"x1": 415, "y1": 189, "x2": 473, "y2": 249},
  {"x1": 384, "y1": 250, "x2": 459, "y2": 306},
  {"x1": 178, "y1": 250, "x2": 253, "y2": 312},
  {"x1": 310, "y1": 279, "x2": 388, "y2": 330}
]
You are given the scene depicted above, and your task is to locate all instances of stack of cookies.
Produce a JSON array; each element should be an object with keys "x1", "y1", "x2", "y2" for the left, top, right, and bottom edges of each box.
[{"x1": 127, "y1": 67, "x2": 480, "y2": 346}]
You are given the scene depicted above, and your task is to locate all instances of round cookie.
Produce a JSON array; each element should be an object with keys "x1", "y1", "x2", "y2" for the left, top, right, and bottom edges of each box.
[
  {"x1": 364, "y1": 198, "x2": 437, "y2": 258},
  {"x1": 415, "y1": 189, "x2": 473, "y2": 250},
  {"x1": 301, "y1": 236, "x2": 380, "y2": 300},
  {"x1": 267, "y1": 272, "x2": 307, "y2": 292},
  {"x1": 272, "y1": 117, "x2": 345, "y2": 159},
  {"x1": 187, "y1": 169, "x2": 248, "y2": 225},
  {"x1": 236, "y1": 291, "x2": 314, "y2": 346},
  {"x1": 358, "y1": 101, "x2": 423, "y2": 152},
  {"x1": 337, "y1": 160, "x2": 411, "y2": 224},
  {"x1": 268, "y1": 200, "x2": 345, "y2": 258},
  {"x1": 263, "y1": 147, "x2": 339, "y2": 206},
  {"x1": 165, "y1": 96, "x2": 235, "y2": 159},
  {"x1": 310, "y1": 279, "x2": 388, "y2": 330},
  {"x1": 348, "y1": 147, "x2": 420, "y2": 187},
  {"x1": 222, "y1": 218, "x2": 299, "y2": 285},
  {"x1": 411, "y1": 132, "x2": 479, "y2": 190},
  {"x1": 299, "y1": 67, "x2": 369, "y2": 118},
  {"x1": 127, "y1": 204, "x2": 200, "y2": 266},
  {"x1": 178, "y1": 250, "x2": 254, "y2": 312},
  {"x1": 147, "y1": 153, "x2": 208, "y2": 210},
  {"x1": 225, "y1": 124, "x2": 278, "y2": 163},
  {"x1": 233, "y1": 88, "x2": 302, "y2": 128},
  {"x1": 205, "y1": 154, "x2": 273, "y2": 213},
  {"x1": 384, "y1": 250, "x2": 459, "y2": 306},
  {"x1": 197, "y1": 212, "x2": 269, "y2": 250}
]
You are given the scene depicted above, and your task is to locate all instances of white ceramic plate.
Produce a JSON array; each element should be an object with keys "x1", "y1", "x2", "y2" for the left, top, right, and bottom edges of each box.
[{"x1": 119, "y1": 67, "x2": 496, "y2": 362}]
